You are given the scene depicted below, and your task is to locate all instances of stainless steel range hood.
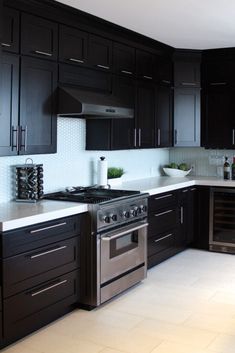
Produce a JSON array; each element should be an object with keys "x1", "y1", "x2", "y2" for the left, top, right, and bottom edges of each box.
[{"x1": 57, "y1": 87, "x2": 134, "y2": 119}]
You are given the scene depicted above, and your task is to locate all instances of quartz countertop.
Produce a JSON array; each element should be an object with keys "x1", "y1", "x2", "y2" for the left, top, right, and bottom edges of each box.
[{"x1": 1, "y1": 176, "x2": 234, "y2": 232}]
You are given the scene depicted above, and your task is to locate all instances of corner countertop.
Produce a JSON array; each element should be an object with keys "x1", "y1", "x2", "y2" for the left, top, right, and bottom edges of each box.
[{"x1": 0, "y1": 176, "x2": 234, "y2": 232}]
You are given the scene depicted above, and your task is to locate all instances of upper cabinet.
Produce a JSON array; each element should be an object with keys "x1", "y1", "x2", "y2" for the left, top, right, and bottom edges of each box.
[
  {"x1": 21, "y1": 13, "x2": 58, "y2": 61},
  {"x1": 156, "y1": 57, "x2": 173, "y2": 86},
  {"x1": 173, "y1": 51, "x2": 201, "y2": 147},
  {"x1": 155, "y1": 85, "x2": 173, "y2": 148},
  {"x1": 1, "y1": 7, "x2": 19, "y2": 53},
  {"x1": 113, "y1": 42, "x2": 135, "y2": 77},
  {"x1": 88, "y1": 35, "x2": 112, "y2": 71},
  {"x1": 136, "y1": 49, "x2": 155, "y2": 81},
  {"x1": 59, "y1": 25, "x2": 88, "y2": 66}
]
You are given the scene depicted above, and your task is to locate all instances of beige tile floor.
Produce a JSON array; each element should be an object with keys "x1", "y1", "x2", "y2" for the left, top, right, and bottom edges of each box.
[{"x1": 3, "y1": 248, "x2": 235, "y2": 353}]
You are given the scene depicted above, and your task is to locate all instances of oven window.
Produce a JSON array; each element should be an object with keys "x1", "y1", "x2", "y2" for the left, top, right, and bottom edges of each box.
[{"x1": 110, "y1": 230, "x2": 138, "y2": 258}]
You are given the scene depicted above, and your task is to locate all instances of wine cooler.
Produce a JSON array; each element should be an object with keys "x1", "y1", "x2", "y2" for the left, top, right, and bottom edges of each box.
[{"x1": 210, "y1": 187, "x2": 235, "y2": 253}]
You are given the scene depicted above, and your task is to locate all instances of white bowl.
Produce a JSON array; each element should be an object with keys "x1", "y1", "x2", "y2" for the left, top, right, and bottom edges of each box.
[{"x1": 163, "y1": 167, "x2": 192, "y2": 177}]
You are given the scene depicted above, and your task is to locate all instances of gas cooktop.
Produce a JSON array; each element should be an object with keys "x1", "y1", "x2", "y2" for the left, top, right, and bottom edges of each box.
[{"x1": 44, "y1": 186, "x2": 141, "y2": 204}]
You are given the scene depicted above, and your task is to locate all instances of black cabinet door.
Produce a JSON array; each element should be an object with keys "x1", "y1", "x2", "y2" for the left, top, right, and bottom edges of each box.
[
  {"x1": 21, "y1": 13, "x2": 58, "y2": 61},
  {"x1": 0, "y1": 53, "x2": 19, "y2": 156},
  {"x1": 202, "y1": 60, "x2": 235, "y2": 88},
  {"x1": 136, "y1": 49, "x2": 155, "y2": 81},
  {"x1": 155, "y1": 85, "x2": 173, "y2": 147},
  {"x1": 113, "y1": 42, "x2": 135, "y2": 77},
  {"x1": 59, "y1": 25, "x2": 88, "y2": 66},
  {"x1": 174, "y1": 87, "x2": 200, "y2": 147},
  {"x1": 20, "y1": 57, "x2": 57, "y2": 155},
  {"x1": 202, "y1": 86, "x2": 235, "y2": 149},
  {"x1": 156, "y1": 57, "x2": 173, "y2": 86},
  {"x1": 111, "y1": 76, "x2": 135, "y2": 149},
  {"x1": 136, "y1": 83, "x2": 155, "y2": 148},
  {"x1": 2, "y1": 7, "x2": 19, "y2": 53},
  {"x1": 88, "y1": 35, "x2": 112, "y2": 71},
  {"x1": 174, "y1": 61, "x2": 200, "y2": 87}
]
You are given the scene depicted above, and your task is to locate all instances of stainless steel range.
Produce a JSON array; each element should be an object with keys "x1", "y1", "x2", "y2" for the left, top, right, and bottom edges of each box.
[{"x1": 44, "y1": 187, "x2": 148, "y2": 308}]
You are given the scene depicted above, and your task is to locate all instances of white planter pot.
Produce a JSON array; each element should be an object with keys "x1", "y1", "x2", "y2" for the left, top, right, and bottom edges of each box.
[{"x1": 108, "y1": 177, "x2": 122, "y2": 186}]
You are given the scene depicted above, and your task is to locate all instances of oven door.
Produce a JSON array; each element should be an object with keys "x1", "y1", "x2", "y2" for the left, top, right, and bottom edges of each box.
[{"x1": 100, "y1": 220, "x2": 148, "y2": 285}]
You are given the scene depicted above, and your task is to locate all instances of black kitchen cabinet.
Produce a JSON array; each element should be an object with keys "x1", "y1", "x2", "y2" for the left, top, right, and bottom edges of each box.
[
  {"x1": 0, "y1": 53, "x2": 19, "y2": 156},
  {"x1": 156, "y1": 57, "x2": 173, "y2": 86},
  {"x1": 201, "y1": 86, "x2": 235, "y2": 149},
  {"x1": 2, "y1": 7, "x2": 19, "y2": 53},
  {"x1": 202, "y1": 59, "x2": 235, "y2": 88},
  {"x1": 88, "y1": 34, "x2": 112, "y2": 71},
  {"x1": 113, "y1": 42, "x2": 135, "y2": 77},
  {"x1": 174, "y1": 61, "x2": 200, "y2": 87},
  {"x1": 21, "y1": 13, "x2": 58, "y2": 61},
  {"x1": 155, "y1": 85, "x2": 173, "y2": 147},
  {"x1": 174, "y1": 87, "x2": 200, "y2": 147},
  {"x1": 136, "y1": 82, "x2": 155, "y2": 148},
  {"x1": 136, "y1": 49, "x2": 155, "y2": 81},
  {"x1": 59, "y1": 25, "x2": 88, "y2": 66},
  {"x1": 86, "y1": 76, "x2": 135, "y2": 150},
  {"x1": 2, "y1": 214, "x2": 82, "y2": 346},
  {"x1": 20, "y1": 57, "x2": 57, "y2": 154}
]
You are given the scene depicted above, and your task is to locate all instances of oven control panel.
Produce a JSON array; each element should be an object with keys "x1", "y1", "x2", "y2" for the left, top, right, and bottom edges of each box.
[{"x1": 97, "y1": 196, "x2": 148, "y2": 231}]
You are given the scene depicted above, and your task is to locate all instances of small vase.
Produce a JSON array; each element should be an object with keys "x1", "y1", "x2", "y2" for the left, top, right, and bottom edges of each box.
[{"x1": 108, "y1": 177, "x2": 122, "y2": 186}]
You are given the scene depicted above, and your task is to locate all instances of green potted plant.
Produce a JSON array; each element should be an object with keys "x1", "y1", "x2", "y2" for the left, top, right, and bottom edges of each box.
[{"x1": 107, "y1": 167, "x2": 125, "y2": 186}]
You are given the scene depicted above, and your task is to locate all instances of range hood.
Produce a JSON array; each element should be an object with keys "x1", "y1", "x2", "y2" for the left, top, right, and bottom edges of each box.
[{"x1": 57, "y1": 87, "x2": 134, "y2": 119}]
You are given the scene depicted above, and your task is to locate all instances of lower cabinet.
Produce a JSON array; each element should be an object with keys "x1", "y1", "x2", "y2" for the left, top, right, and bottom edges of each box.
[{"x1": 1, "y1": 213, "x2": 84, "y2": 347}]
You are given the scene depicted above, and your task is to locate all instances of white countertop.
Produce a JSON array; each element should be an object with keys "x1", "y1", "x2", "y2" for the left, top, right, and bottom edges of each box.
[{"x1": 1, "y1": 176, "x2": 235, "y2": 232}]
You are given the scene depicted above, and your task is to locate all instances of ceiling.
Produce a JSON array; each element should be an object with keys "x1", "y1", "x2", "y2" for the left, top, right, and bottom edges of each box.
[{"x1": 56, "y1": 0, "x2": 235, "y2": 50}]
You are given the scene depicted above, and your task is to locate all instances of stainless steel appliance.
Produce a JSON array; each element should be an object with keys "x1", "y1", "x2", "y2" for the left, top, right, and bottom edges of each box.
[
  {"x1": 210, "y1": 187, "x2": 235, "y2": 253},
  {"x1": 44, "y1": 187, "x2": 148, "y2": 308}
]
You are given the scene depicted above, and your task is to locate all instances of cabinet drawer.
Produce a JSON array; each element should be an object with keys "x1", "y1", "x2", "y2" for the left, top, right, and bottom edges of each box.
[
  {"x1": 3, "y1": 237, "x2": 79, "y2": 297},
  {"x1": 2, "y1": 215, "x2": 81, "y2": 257},
  {"x1": 4, "y1": 270, "x2": 79, "y2": 343},
  {"x1": 148, "y1": 208, "x2": 178, "y2": 237},
  {"x1": 149, "y1": 192, "x2": 177, "y2": 213},
  {"x1": 59, "y1": 64, "x2": 112, "y2": 92},
  {"x1": 148, "y1": 231, "x2": 175, "y2": 257}
]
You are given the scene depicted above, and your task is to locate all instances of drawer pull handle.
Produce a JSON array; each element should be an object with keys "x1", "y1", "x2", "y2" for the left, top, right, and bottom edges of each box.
[
  {"x1": 180, "y1": 206, "x2": 184, "y2": 224},
  {"x1": 181, "y1": 82, "x2": 197, "y2": 86},
  {"x1": 69, "y1": 58, "x2": 84, "y2": 63},
  {"x1": 210, "y1": 82, "x2": 227, "y2": 86},
  {"x1": 121, "y1": 70, "x2": 133, "y2": 75},
  {"x1": 154, "y1": 233, "x2": 173, "y2": 243},
  {"x1": 30, "y1": 245, "x2": 67, "y2": 259},
  {"x1": 154, "y1": 194, "x2": 173, "y2": 200},
  {"x1": 31, "y1": 280, "x2": 67, "y2": 297},
  {"x1": 1, "y1": 42, "x2": 11, "y2": 47},
  {"x1": 96, "y1": 64, "x2": 110, "y2": 70},
  {"x1": 34, "y1": 50, "x2": 52, "y2": 57},
  {"x1": 154, "y1": 209, "x2": 173, "y2": 217},
  {"x1": 30, "y1": 222, "x2": 67, "y2": 234},
  {"x1": 143, "y1": 75, "x2": 153, "y2": 80},
  {"x1": 162, "y1": 80, "x2": 170, "y2": 84}
]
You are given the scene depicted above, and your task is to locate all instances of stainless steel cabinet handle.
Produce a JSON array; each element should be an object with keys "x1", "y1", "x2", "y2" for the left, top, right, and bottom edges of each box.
[
  {"x1": 180, "y1": 206, "x2": 184, "y2": 224},
  {"x1": 20, "y1": 126, "x2": 28, "y2": 152},
  {"x1": 30, "y1": 245, "x2": 67, "y2": 259},
  {"x1": 1, "y1": 42, "x2": 11, "y2": 47},
  {"x1": 181, "y1": 82, "x2": 197, "y2": 86},
  {"x1": 157, "y1": 128, "x2": 161, "y2": 146},
  {"x1": 96, "y1": 64, "x2": 110, "y2": 70},
  {"x1": 143, "y1": 75, "x2": 153, "y2": 80},
  {"x1": 154, "y1": 233, "x2": 173, "y2": 243},
  {"x1": 232, "y1": 129, "x2": 235, "y2": 145},
  {"x1": 121, "y1": 70, "x2": 133, "y2": 75},
  {"x1": 182, "y1": 189, "x2": 188, "y2": 193},
  {"x1": 154, "y1": 209, "x2": 173, "y2": 217},
  {"x1": 30, "y1": 222, "x2": 67, "y2": 234},
  {"x1": 162, "y1": 80, "x2": 170, "y2": 84},
  {"x1": 138, "y1": 129, "x2": 141, "y2": 147},
  {"x1": 154, "y1": 194, "x2": 173, "y2": 200},
  {"x1": 31, "y1": 279, "x2": 67, "y2": 297},
  {"x1": 210, "y1": 82, "x2": 227, "y2": 86},
  {"x1": 11, "y1": 126, "x2": 19, "y2": 152},
  {"x1": 69, "y1": 58, "x2": 84, "y2": 63},
  {"x1": 102, "y1": 222, "x2": 148, "y2": 241},
  {"x1": 174, "y1": 130, "x2": 178, "y2": 145},
  {"x1": 34, "y1": 50, "x2": 53, "y2": 57},
  {"x1": 190, "y1": 188, "x2": 196, "y2": 191},
  {"x1": 134, "y1": 128, "x2": 137, "y2": 147}
]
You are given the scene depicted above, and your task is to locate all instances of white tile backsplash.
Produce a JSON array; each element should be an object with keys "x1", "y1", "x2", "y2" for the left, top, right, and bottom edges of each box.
[{"x1": 0, "y1": 118, "x2": 170, "y2": 203}]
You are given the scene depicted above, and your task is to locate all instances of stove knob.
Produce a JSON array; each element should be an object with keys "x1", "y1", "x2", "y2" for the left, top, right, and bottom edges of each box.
[
  {"x1": 103, "y1": 216, "x2": 111, "y2": 223},
  {"x1": 122, "y1": 211, "x2": 130, "y2": 219},
  {"x1": 142, "y1": 205, "x2": 147, "y2": 212},
  {"x1": 111, "y1": 214, "x2": 118, "y2": 222}
]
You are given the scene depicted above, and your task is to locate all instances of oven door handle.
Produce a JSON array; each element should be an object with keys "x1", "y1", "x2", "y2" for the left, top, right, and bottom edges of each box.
[{"x1": 101, "y1": 222, "x2": 148, "y2": 241}]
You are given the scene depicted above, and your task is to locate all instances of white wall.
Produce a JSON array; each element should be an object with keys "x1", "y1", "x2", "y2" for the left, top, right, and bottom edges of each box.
[{"x1": 0, "y1": 118, "x2": 170, "y2": 203}]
